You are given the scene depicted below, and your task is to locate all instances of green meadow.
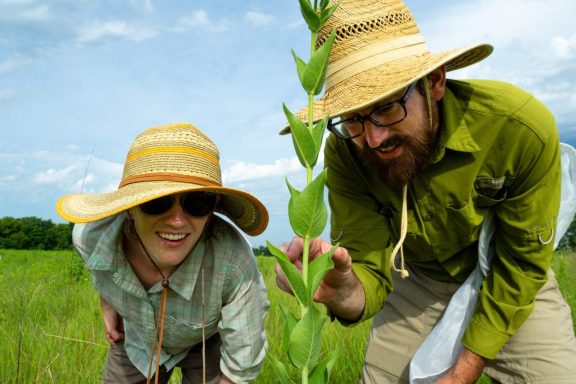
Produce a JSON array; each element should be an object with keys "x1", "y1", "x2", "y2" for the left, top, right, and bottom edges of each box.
[{"x1": 1, "y1": 249, "x2": 574, "y2": 383}]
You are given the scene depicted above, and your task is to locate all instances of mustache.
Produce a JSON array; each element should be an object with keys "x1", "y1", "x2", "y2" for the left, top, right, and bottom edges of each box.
[{"x1": 371, "y1": 134, "x2": 410, "y2": 151}]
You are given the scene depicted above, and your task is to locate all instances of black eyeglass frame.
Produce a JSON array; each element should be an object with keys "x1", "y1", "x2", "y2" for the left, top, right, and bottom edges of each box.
[
  {"x1": 138, "y1": 192, "x2": 218, "y2": 217},
  {"x1": 327, "y1": 81, "x2": 418, "y2": 140}
]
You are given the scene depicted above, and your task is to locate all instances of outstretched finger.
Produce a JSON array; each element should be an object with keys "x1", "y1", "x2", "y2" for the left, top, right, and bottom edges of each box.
[{"x1": 274, "y1": 263, "x2": 293, "y2": 295}]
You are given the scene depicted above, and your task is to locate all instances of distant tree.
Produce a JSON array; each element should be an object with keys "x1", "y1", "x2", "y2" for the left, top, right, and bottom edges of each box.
[
  {"x1": 557, "y1": 215, "x2": 576, "y2": 251},
  {"x1": 51, "y1": 222, "x2": 74, "y2": 250},
  {"x1": 0, "y1": 216, "x2": 73, "y2": 250},
  {"x1": 252, "y1": 245, "x2": 272, "y2": 256}
]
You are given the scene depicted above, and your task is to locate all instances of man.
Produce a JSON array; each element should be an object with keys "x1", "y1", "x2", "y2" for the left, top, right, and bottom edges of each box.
[{"x1": 276, "y1": 0, "x2": 576, "y2": 383}]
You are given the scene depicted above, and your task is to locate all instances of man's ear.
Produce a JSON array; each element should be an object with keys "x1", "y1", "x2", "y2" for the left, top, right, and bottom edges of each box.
[{"x1": 428, "y1": 66, "x2": 447, "y2": 101}]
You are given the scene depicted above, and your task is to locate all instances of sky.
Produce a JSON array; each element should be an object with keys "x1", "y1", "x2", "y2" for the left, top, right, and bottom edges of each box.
[{"x1": 1, "y1": 0, "x2": 575, "y2": 247}]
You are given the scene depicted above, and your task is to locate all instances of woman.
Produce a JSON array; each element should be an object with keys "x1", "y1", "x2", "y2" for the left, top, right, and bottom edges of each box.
[{"x1": 56, "y1": 123, "x2": 269, "y2": 384}]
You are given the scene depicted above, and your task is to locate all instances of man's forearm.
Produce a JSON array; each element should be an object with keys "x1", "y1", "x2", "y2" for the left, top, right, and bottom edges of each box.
[
  {"x1": 323, "y1": 273, "x2": 366, "y2": 322},
  {"x1": 436, "y1": 348, "x2": 486, "y2": 384}
]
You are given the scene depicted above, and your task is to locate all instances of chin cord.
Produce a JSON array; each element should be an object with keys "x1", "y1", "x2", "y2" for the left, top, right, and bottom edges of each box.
[
  {"x1": 127, "y1": 216, "x2": 207, "y2": 384},
  {"x1": 390, "y1": 184, "x2": 410, "y2": 279},
  {"x1": 127, "y1": 219, "x2": 169, "y2": 384},
  {"x1": 389, "y1": 77, "x2": 434, "y2": 279}
]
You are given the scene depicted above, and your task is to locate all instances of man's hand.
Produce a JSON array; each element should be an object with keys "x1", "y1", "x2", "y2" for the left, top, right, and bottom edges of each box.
[
  {"x1": 100, "y1": 296, "x2": 125, "y2": 345},
  {"x1": 435, "y1": 348, "x2": 486, "y2": 384},
  {"x1": 274, "y1": 237, "x2": 365, "y2": 322}
]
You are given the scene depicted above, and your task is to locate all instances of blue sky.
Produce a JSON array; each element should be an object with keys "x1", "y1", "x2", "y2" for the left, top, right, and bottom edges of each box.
[{"x1": 1, "y1": 0, "x2": 575, "y2": 247}]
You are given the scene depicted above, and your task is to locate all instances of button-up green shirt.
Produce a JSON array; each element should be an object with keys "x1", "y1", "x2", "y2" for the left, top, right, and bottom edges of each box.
[
  {"x1": 73, "y1": 214, "x2": 269, "y2": 383},
  {"x1": 325, "y1": 79, "x2": 561, "y2": 359}
]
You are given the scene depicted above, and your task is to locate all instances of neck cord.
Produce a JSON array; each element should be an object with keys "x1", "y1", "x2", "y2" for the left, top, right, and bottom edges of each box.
[
  {"x1": 389, "y1": 184, "x2": 410, "y2": 278},
  {"x1": 128, "y1": 219, "x2": 169, "y2": 384},
  {"x1": 128, "y1": 216, "x2": 210, "y2": 383},
  {"x1": 389, "y1": 77, "x2": 435, "y2": 279}
]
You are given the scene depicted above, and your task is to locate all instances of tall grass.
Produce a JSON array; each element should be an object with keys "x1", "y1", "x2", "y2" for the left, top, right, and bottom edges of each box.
[{"x1": 0, "y1": 249, "x2": 574, "y2": 383}]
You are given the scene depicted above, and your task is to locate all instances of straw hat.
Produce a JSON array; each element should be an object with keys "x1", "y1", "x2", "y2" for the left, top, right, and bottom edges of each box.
[
  {"x1": 56, "y1": 123, "x2": 268, "y2": 236},
  {"x1": 282, "y1": 0, "x2": 493, "y2": 132}
]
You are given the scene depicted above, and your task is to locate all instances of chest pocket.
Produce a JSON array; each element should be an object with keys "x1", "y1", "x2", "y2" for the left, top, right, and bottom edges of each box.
[
  {"x1": 474, "y1": 176, "x2": 511, "y2": 207},
  {"x1": 162, "y1": 315, "x2": 219, "y2": 352}
]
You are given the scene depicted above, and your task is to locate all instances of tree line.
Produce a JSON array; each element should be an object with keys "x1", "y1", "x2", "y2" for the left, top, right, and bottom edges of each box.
[
  {"x1": 0, "y1": 216, "x2": 73, "y2": 250},
  {"x1": 0, "y1": 215, "x2": 575, "y2": 252}
]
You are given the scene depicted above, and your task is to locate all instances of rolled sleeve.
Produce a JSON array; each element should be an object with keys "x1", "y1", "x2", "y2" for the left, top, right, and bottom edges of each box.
[{"x1": 218, "y1": 246, "x2": 269, "y2": 383}]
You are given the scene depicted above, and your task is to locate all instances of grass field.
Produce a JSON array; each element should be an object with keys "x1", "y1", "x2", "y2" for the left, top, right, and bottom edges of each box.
[{"x1": 1, "y1": 249, "x2": 574, "y2": 383}]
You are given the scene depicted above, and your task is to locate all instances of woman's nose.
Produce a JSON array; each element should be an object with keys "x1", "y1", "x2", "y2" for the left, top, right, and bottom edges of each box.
[{"x1": 164, "y1": 200, "x2": 187, "y2": 226}]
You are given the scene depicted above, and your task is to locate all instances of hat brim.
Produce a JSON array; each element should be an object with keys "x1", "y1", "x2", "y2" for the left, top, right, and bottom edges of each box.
[
  {"x1": 56, "y1": 181, "x2": 269, "y2": 236},
  {"x1": 280, "y1": 43, "x2": 493, "y2": 134}
]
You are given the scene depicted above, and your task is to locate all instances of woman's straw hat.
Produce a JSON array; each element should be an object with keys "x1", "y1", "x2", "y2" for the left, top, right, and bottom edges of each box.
[
  {"x1": 283, "y1": 0, "x2": 493, "y2": 132},
  {"x1": 56, "y1": 123, "x2": 268, "y2": 236}
]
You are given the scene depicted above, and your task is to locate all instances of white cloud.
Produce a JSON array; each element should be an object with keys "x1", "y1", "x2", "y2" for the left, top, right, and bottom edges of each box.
[
  {"x1": 0, "y1": 55, "x2": 34, "y2": 75},
  {"x1": 77, "y1": 20, "x2": 157, "y2": 43},
  {"x1": 20, "y1": 4, "x2": 50, "y2": 21},
  {"x1": 33, "y1": 165, "x2": 77, "y2": 184},
  {"x1": 551, "y1": 34, "x2": 576, "y2": 59},
  {"x1": 130, "y1": 0, "x2": 154, "y2": 13},
  {"x1": 222, "y1": 157, "x2": 301, "y2": 183},
  {"x1": 0, "y1": 0, "x2": 34, "y2": 5},
  {"x1": 245, "y1": 11, "x2": 274, "y2": 26},
  {"x1": 173, "y1": 10, "x2": 229, "y2": 33}
]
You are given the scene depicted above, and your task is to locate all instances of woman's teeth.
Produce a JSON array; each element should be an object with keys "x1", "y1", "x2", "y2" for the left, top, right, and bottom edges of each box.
[{"x1": 158, "y1": 233, "x2": 187, "y2": 241}]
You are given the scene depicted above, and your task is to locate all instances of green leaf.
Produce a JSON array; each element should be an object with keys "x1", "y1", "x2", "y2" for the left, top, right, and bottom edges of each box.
[
  {"x1": 279, "y1": 306, "x2": 299, "y2": 352},
  {"x1": 267, "y1": 353, "x2": 297, "y2": 384},
  {"x1": 298, "y1": 0, "x2": 321, "y2": 32},
  {"x1": 308, "y1": 347, "x2": 341, "y2": 384},
  {"x1": 283, "y1": 103, "x2": 317, "y2": 168},
  {"x1": 267, "y1": 241, "x2": 310, "y2": 307},
  {"x1": 291, "y1": 49, "x2": 306, "y2": 86},
  {"x1": 312, "y1": 116, "x2": 328, "y2": 155},
  {"x1": 288, "y1": 305, "x2": 326, "y2": 370},
  {"x1": 287, "y1": 171, "x2": 328, "y2": 238},
  {"x1": 302, "y1": 29, "x2": 337, "y2": 95},
  {"x1": 320, "y1": 1, "x2": 339, "y2": 25},
  {"x1": 308, "y1": 245, "x2": 336, "y2": 297}
]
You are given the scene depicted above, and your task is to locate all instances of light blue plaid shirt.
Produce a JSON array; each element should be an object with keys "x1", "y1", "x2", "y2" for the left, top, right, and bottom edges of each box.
[{"x1": 73, "y1": 214, "x2": 269, "y2": 383}]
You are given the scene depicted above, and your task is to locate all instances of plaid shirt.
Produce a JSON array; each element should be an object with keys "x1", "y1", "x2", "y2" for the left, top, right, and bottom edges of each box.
[{"x1": 73, "y1": 214, "x2": 269, "y2": 383}]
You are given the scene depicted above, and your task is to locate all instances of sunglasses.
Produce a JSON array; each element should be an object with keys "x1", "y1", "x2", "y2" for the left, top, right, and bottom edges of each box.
[{"x1": 138, "y1": 192, "x2": 218, "y2": 217}]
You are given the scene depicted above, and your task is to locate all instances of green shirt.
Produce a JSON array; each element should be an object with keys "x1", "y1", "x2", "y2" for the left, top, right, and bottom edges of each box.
[
  {"x1": 73, "y1": 214, "x2": 269, "y2": 383},
  {"x1": 325, "y1": 79, "x2": 561, "y2": 359}
]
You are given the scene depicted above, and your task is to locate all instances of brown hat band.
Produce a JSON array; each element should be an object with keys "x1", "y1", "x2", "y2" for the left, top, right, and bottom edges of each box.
[
  {"x1": 119, "y1": 173, "x2": 221, "y2": 188},
  {"x1": 325, "y1": 34, "x2": 428, "y2": 89}
]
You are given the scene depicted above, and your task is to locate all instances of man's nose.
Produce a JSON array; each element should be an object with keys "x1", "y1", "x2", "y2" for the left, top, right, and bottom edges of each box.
[{"x1": 363, "y1": 120, "x2": 393, "y2": 148}]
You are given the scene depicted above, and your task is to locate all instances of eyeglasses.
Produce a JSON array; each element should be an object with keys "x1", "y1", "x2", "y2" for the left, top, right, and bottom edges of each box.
[
  {"x1": 327, "y1": 81, "x2": 418, "y2": 140},
  {"x1": 138, "y1": 192, "x2": 218, "y2": 217}
]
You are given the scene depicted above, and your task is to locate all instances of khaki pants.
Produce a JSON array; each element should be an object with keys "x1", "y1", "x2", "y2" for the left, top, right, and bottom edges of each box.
[
  {"x1": 102, "y1": 334, "x2": 222, "y2": 384},
  {"x1": 361, "y1": 267, "x2": 576, "y2": 384}
]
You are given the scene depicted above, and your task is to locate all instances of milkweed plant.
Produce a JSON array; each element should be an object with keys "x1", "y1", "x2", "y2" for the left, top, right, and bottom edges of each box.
[{"x1": 266, "y1": 1, "x2": 340, "y2": 383}]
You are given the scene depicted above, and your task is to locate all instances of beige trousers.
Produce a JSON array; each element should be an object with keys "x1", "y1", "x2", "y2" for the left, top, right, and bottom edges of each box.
[{"x1": 361, "y1": 267, "x2": 576, "y2": 384}]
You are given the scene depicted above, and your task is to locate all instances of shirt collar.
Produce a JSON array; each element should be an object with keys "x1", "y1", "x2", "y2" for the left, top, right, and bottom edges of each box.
[
  {"x1": 430, "y1": 82, "x2": 481, "y2": 163},
  {"x1": 148, "y1": 237, "x2": 207, "y2": 300},
  {"x1": 83, "y1": 214, "x2": 126, "y2": 271}
]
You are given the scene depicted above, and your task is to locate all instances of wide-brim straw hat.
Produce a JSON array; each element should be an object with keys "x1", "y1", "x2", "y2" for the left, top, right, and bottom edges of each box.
[
  {"x1": 56, "y1": 123, "x2": 268, "y2": 236},
  {"x1": 281, "y1": 0, "x2": 493, "y2": 133}
]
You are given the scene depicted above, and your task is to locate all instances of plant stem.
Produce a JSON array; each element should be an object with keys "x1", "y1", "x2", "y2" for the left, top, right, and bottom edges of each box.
[{"x1": 302, "y1": 365, "x2": 310, "y2": 384}]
